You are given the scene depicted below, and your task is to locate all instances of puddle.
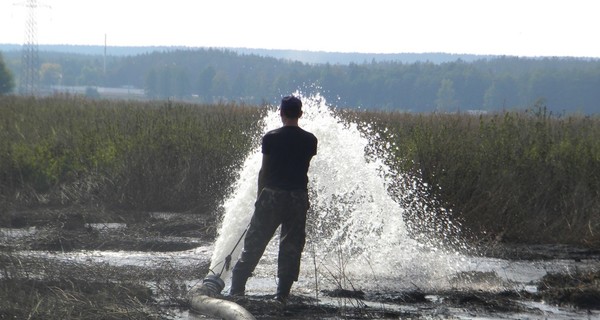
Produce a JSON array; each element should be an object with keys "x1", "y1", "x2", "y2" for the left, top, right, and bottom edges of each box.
[
  {"x1": 20, "y1": 244, "x2": 214, "y2": 268},
  {"x1": 85, "y1": 222, "x2": 127, "y2": 231},
  {"x1": 22, "y1": 244, "x2": 600, "y2": 319},
  {"x1": 3, "y1": 210, "x2": 598, "y2": 319},
  {"x1": 7, "y1": 239, "x2": 599, "y2": 319},
  {"x1": 149, "y1": 212, "x2": 200, "y2": 220},
  {"x1": 0, "y1": 227, "x2": 38, "y2": 240}
]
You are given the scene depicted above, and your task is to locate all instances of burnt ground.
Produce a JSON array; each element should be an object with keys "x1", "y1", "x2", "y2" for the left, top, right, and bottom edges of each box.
[{"x1": 1, "y1": 208, "x2": 600, "y2": 319}]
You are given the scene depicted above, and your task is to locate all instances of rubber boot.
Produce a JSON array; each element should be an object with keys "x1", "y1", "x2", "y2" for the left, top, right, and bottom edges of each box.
[
  {"x1": 275, "y1": 278, "x2": 294, "y2": 304},
  {"x1": 229, "y1": 272, "x2": 248, "y2": 296}
]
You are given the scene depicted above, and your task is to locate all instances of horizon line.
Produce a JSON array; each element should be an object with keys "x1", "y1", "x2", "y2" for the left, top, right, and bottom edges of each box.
[{"x1": 1, "y1": 43, "x2": 599, "y2": 60}]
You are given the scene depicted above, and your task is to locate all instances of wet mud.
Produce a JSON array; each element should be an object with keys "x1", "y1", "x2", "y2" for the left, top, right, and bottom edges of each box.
[
  {"x1": 2, "y1": 209, "x2": 599, "y2": 319},
  {"x1": 201, "y1": 280, "x2": 600, "y2": 319},
  {"x1": 1, "y1": 208, "x2": 215, "y2": 252}
]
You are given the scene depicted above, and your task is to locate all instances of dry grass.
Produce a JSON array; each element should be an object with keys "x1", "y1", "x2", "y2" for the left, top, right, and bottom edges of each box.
[
  {"x1": 0, "y1": 95, "x2": 265, "y2": 214},
  {"x1": 1, "y1": 95, "x2": 598, "y2": 246},
  {"x1": 343, "y1": 104, "x2": 600, "y2": 246}
]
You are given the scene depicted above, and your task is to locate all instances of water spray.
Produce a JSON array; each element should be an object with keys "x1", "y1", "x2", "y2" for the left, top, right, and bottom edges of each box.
[
  {"x1": 194, "y1": 219, "x2": 253, "y2": 298},
  {"x1": 189, "y1": 268, "x2": 256, "y2": 319},
  {"x1": 191, "y1": 92, "x2": 468, "y2": 318},
  {"x1": 208, "y1": 92, "x2": 468, "y2": 293}
]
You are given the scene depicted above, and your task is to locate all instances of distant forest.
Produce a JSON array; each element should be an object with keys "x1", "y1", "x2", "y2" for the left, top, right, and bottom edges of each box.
[{"x1": 1, "y1": 45, "x2": 599, "y2": 113}]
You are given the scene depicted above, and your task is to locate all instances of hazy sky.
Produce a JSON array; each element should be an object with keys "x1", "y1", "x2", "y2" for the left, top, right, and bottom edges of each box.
[{"x1": 1, "y1": 0, "x2": 599, "y2": 58}]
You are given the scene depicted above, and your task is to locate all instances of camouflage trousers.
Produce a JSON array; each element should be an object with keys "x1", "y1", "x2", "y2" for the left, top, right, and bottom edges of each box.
[{"x1": 232, "y1": 187, "x2": 309, "y2": 281}]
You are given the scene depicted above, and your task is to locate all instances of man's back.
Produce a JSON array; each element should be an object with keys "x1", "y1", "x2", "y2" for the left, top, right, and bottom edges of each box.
[
  {"x1": 230, "y1": 95, "x2": 317, "y2": 303},
  {"x1": 262, "y1": 126, "x2": 317, "y2": 191}
]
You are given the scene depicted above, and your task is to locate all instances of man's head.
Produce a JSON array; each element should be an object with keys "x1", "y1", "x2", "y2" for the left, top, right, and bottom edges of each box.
[{"x1": 280, "y1": 95, "x2": 303, "y2": 119}]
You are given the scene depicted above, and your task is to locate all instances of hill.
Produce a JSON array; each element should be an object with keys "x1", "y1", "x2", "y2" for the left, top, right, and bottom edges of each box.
[{"x1": 1, "y1": 43, "x2": 490, "y2": 65}]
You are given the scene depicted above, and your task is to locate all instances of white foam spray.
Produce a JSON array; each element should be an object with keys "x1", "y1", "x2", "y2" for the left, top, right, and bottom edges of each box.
[{"x1": 208, "y1": 92, "x2": 467, "y2": 293}]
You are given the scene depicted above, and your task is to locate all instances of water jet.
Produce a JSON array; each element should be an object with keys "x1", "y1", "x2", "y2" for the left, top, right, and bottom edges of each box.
[{"x1": 191, "y1": 92, "x2": 467, "y2": 317}]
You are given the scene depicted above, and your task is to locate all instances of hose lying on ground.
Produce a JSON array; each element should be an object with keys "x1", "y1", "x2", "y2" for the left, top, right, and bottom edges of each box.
[{"x1": 188, "y1": 274, "x2": 256, "y2": 320}]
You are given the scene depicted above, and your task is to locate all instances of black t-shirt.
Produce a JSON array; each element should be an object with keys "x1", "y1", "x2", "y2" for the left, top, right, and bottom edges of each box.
[{"x1": 261, "y1": 126, "x2": 318, "y2": 190}]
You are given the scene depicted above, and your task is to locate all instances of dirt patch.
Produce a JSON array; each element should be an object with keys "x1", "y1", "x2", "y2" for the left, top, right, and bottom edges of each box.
[
  {"x1": 215, "y1": 295, "x2": 343, "y2": 319},
  {"x1": 474, "y1": 242, "x2": 600, "y2": 261},
  {"x1": 214, "y1": 289, "x2": 531, "y2": 319},
  {"x1": 537, "y1": 270, "x2": 600, "y2": 309},
  {"x1": 432, "y1": 289, "x2": 528, "y2": 314}
]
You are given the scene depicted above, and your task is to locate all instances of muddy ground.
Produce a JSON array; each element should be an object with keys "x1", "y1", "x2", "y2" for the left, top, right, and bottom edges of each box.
[{"x1": 1, "y1": 208, "x2": 599, "y2": 319}]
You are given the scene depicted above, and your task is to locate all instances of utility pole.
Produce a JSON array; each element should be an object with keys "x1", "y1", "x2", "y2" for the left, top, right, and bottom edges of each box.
[{"x1": 104, "y1": 34, "x2": 107, "y2": 76}]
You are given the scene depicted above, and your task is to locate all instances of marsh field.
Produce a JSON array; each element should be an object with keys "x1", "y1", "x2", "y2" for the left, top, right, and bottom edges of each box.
[{"x1": 1, "y1": 95, "x2": 599, "y2": 319}]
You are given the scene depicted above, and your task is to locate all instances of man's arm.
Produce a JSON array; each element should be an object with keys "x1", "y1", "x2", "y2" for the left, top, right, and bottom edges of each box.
[{"x1": 257, "y1": 154, "x2": 269, "y2": 198}]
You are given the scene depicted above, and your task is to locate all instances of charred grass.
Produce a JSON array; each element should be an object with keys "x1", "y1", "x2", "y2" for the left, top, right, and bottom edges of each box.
[{"x1": 0, "y1": 250, "x2": 209, "y2": 319}]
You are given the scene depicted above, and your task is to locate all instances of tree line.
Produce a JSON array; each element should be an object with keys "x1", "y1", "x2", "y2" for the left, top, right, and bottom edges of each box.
[
  {"x1": 1, "y1": 49, "x2": 599, "y2": 113},
  {"x1": 0, "y1": 53, "x2": 14, "y2": 95}
]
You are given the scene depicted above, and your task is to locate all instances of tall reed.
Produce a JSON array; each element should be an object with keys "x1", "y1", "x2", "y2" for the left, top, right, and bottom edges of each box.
[
  {"x1": 0, "y1": 95, "x2": 265, "y2": 214},
  {"x1": 346, "y1": 104, "x2": 600, "y2": 245},
  {"x1": 2, "y1": 95, "x2": 598, "y2": 245}
]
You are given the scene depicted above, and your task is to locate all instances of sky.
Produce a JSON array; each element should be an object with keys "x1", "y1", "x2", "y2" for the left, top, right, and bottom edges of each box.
[{"x1": 1, "y1": 0, "x2": 599, "y2": 58}]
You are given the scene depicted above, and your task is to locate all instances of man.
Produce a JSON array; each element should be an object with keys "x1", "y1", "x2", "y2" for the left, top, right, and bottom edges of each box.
[{"x1": 229, "y1": 95, "x2": 318, "y2": 304}]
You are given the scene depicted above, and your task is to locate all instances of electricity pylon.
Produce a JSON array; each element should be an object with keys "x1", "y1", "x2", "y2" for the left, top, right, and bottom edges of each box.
[{"x1": 18, "y1": 0, "x2": 41, "y2": 96}]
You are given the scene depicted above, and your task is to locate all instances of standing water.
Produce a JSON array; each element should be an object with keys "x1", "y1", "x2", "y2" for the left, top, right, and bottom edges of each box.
[{"x1": 208, "y1": 93, "x2": 468, "y2": 294}]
